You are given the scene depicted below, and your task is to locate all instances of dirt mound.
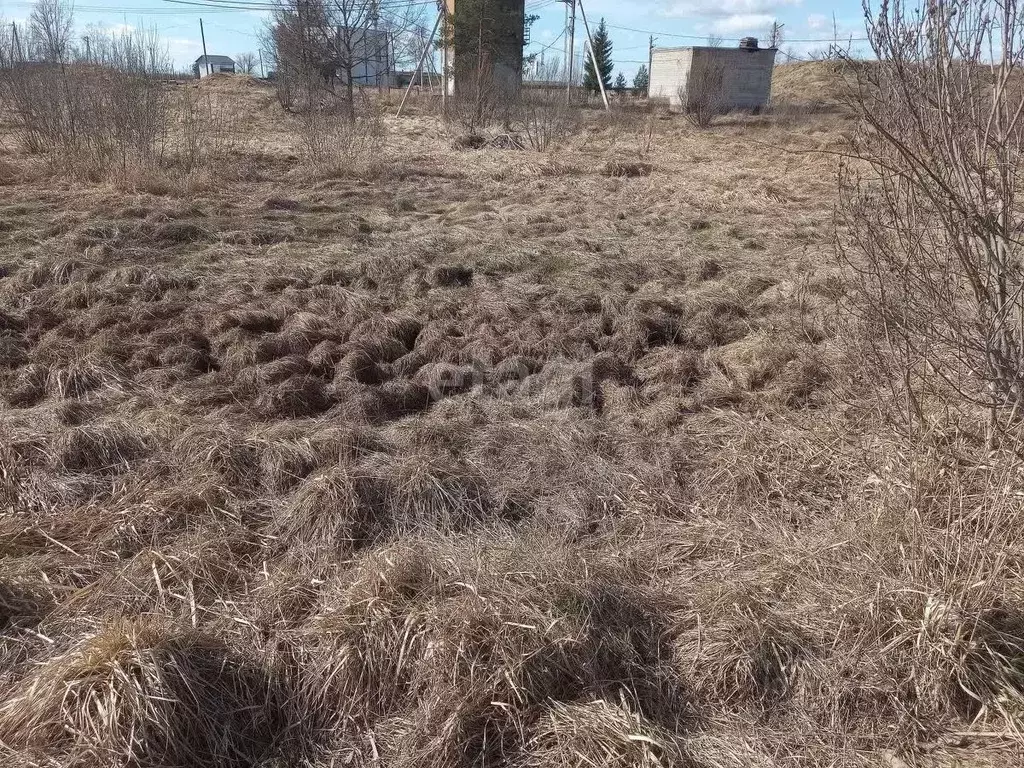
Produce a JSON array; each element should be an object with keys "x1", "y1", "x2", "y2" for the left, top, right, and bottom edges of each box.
[{"x1": 772, "y1": 61, "x2": 851, "y2": 108}]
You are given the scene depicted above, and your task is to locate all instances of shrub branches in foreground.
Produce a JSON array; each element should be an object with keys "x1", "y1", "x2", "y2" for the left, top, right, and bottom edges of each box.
[{"x1": 839, "y1": 0, "x2": 1024, "y2": 434}]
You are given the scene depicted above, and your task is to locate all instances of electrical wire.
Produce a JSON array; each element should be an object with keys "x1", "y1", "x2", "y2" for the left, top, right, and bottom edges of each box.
[
  {"x1": 605, "y1": 21, "x2": 868, "y2": 44},
  {"x1": 160, "y1": 0, "x2": 441, "y2": 11},
  {"x1": 526, "y1": 27, "x2": 564, "y2": 55}
]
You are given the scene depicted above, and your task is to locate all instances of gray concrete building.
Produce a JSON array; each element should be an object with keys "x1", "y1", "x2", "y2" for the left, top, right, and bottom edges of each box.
[{"x1": 649, "y1": 39, "x2": 777, "y2": 111}]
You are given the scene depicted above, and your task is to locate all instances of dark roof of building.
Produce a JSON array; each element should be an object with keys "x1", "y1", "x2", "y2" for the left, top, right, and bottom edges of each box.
[{"x1": 194, "y1": 55, "x2": 235, "y2": 65}]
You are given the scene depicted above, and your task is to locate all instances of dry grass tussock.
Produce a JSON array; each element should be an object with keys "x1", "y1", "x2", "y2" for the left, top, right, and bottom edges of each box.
[{"x1": 0, "y1": 65, "x2": 1023, "y2": 767}]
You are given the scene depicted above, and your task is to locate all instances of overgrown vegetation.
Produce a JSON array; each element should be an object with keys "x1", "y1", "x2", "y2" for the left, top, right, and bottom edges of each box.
[
  {"x1": 839, "y1": 0, "x2": 1024, "y2": 438},
  {"x1": 1, "y1": 2, "x2": 1023, "y2": 767},
  {"x1": 681, "y1": 63, "x2": 725, "y2": 128}
]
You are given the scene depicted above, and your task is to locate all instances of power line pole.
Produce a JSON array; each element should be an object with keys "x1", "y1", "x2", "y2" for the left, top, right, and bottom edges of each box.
[
  {"x1": 199, "y1": 18, "x2": 210, "y2": 76},
  {"x1": 84, "y1": 35, "x2": 91, "y2": 63},
  {"x1": 565, "y1": 0, "x2": 573, "y2": 76},
  {"x1": 564, "y1": 0, "x2": 575, "y2": 103},
  {"x1": 397, "y1": 4, "x2": 444, "y2": 117},
  {"x1": 259, "y1": 48, "x2": 265, "y2": 78},
  {"x1": 647, "y1": 35, "x2": 655, "y2": 96},
  {"x1": 12, "y1": 21, "x2": 23, "y2": 63},
  {"x1": 441, "y1": 1, "x2": 449, "y2": 110},
  {"x1": 577, "y1": 0, "x2": 608, "y2": 111}
]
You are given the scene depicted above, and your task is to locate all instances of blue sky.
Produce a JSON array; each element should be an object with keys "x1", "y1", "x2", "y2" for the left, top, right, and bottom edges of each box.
[{"x1": 0, "y1": 0, "x2": 871, "y2": 76}]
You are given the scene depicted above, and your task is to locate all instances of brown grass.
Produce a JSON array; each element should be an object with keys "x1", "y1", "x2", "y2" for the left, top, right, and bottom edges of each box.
[{"x1": 0, "y1": 67, "x2": 1021, "y2": 768}]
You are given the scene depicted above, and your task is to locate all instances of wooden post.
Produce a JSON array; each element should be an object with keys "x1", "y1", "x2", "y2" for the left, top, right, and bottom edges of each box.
[
  {"x1": 565, "y1": 0, "x2": 575, "y2": 103},
  {"x1": 12, "y1": 22, "x2": 23, "y2": 63},
  {"x1": 648, "y1": 35, "x2": 654, "y2": 96},
  {"x1": 200, "y1": 18, "x2": 210, "y2": 75},
  {"x1": 397, "y1": 7, "x2": 443, "y2": 117},
  {"x1": 577, "y1": 0, "x2": 609, "y2": 110},
  {"x1": 441, "y1": 3, "x2": 449, "y2": 108}
]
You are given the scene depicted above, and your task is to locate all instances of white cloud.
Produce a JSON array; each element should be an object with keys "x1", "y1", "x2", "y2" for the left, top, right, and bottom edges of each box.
[
  {"x1": 806, "y1": 13, "x2": 828, "y2": 29},
  {"x1": 83, "y1": 22, "x2": 136, "y2": 36},
  {"x1": 709, "y1": 13, "x2": 775, "y2": 34},
  {"x1": 663, "y1": 0, "x2": 800, "y2": 19},
  {"x1": 166, "y1": 36, "x2": 203, "y2": 67}
]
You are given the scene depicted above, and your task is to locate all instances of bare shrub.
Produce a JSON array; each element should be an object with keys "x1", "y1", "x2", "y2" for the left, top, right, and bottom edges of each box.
[
  {"x1": 631, "y1": 111, "x2": 657, "y2": 158},
  {"x1": 681, "y1": 63, "x2": 724, "y2": 128},
  {"x1": 300, "y1": 99, "x2": 386, "y2": 177},
  {"x1": 445, "y1": 82, "x2": 514, "y2": 137},
  {"x1": 839, "y1": 0, "x2": 1024, "y2": 433},
  {"x1": 0, "y1": 25, "x2": 170, "y2": 178},
  {"x1": 517, "y1": 90, "x2": 581, "y2": 152}
]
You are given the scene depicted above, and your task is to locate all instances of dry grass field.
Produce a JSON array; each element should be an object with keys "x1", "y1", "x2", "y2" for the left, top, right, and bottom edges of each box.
[{"x1": 1, "y1": 65, "x2": 1023, "y2": 767}]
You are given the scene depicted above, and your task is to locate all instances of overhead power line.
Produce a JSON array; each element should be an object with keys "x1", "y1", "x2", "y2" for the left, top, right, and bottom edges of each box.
[
  {"x1": 161, "y1": 0, "x2": 440, "y2": 11},
  {"x1": 527, "y1": 27, "x2": 565, "y2": 55},
  {"x1": 604, "y1": 22, "x2": 869, "y2": 44},
  {"x1": 1, "y1": 0, "x2": 441, "y2": 13}
]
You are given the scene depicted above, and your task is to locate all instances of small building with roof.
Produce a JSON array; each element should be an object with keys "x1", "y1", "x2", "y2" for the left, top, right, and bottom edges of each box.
[
  {"x1": 649, "y1": 38, "x2": 776, "y2": 111},
  {"x1": 193, "y1": 55, "x2": 236, "y2": 79}
]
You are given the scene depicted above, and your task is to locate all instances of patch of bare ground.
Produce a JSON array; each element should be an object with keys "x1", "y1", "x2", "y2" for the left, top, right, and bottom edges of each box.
[{"x1": 0, "y1": 71, "x2": 1022, "y2": 768}]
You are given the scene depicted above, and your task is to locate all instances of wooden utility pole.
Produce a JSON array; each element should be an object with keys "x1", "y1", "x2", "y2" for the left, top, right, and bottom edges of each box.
[
  {"x1": 565, "y1": 0, "x2": 573, "y2": 73},
  {"x1": 200, "y1": 18, "x2": 210, "y2": 75},
  {"x1": 12, "y1": 21, "x2": 23, "y2": 63},
  {"x1": 441, "y1": 5, "x2": 449, "y2": 109},
  {"x1": 565, "y1": 0, "x2": 575, "y2": 103},
  {"x1": 648, "y1": 35, "x2": 654, "y2": 94},
  {"x1": 397, "y1": 5, "x2": 444, "y2": 116},
  {"x1": 577, "y1": 0, "x2": 608, "y2": 110}
]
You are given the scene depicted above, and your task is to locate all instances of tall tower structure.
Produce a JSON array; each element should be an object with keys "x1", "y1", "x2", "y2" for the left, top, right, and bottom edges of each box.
[{"x1": 443, "y1": 0, "x2": 526, "y2": 97}]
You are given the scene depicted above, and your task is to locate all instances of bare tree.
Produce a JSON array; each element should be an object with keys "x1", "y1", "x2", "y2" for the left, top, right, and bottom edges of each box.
[
  {"x1": 267, "y1": 0, "x2": 424, "y2": 119},
  {"x1": 0, "y1": 20, "x2": 14, "y2": 68},
  {"x1": 30, "y1": 0, "x2": 74, "y2": 62},
  {"x1": 235, "y1": 51, "x2": 258, "y2": 74},
  {"x1": 839, "y1": 0, "x2": 1024, "y2": 434}
]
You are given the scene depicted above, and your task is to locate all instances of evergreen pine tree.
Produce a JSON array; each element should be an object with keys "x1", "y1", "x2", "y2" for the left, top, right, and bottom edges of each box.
[
  {"x1": 633, "y1": 64, "x2": 649, "y2": 95},
  {"x1": 614, "y1": 72, "x2": 627, "y2": 90},
  {"x1": 582, "y1": 18, "x2": 613, "y2": 94}
]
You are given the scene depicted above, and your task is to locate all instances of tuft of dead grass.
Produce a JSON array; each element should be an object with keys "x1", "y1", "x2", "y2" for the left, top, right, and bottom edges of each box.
[
  {"x1": 602, "y1": 160, "x2": 653, "y2": 178},
  {"x1": 54, "y1": 421, "x2": 152, "y2": 475},
  {"x1": 0, "y1": 619, "x2": 283, "y2": 768}
]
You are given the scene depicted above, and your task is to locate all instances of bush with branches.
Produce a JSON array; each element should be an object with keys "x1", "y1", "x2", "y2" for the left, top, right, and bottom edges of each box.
[
  {"x1": 680, "y1": 63, "x2": 724, "y2": 128},
  {"x1": 0, "y1": 23, "x2": 170, "y2": 178},
  {"x1": 300, "y1": 95, "x2": 387, "y2": 177},
  {"x1": 839, "y1": 0, "x2": 1024, "y2": 436},
  {"x1": 517, "y1": 90, "x2": 581, "y2": 152}
]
